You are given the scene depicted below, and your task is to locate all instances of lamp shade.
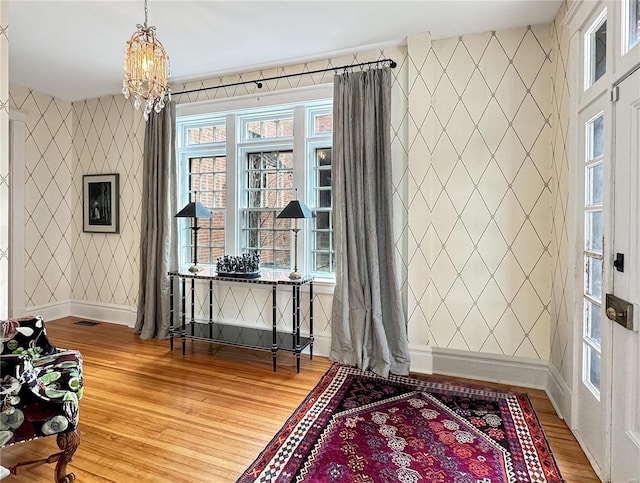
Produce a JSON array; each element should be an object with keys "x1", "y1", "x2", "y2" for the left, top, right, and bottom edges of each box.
[
  {"x1": 276, "y1": 200, "x2": 314, "y2": 219},
  {"x1": 175, "y1": 201, "x2": 213, "y2": 219}
]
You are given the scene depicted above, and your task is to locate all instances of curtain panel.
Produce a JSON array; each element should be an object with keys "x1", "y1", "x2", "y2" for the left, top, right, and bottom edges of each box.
[
  {"x1": 135, "y1": 102, "x2": 177, "y2": 339},
  {"x1": 330, "y1": 68, "x2": 410, "y2": 377}
]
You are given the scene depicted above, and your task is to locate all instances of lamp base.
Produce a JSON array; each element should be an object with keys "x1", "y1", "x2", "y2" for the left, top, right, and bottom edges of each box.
[
  {"x1": 289, "y1": 271, "x2": 303, "y2": 280},
  {"x1": 188, "y1": 264, "x2": 204, "y2": 274}
]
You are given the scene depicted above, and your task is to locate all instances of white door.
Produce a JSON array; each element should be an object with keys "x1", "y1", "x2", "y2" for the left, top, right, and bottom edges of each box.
[{"x1": 609, "y1": 68, "x2": 640, "y2": 482}]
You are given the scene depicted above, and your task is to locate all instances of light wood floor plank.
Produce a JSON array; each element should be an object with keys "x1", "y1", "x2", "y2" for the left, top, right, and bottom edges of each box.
[{"x1": 0, "y1": 317, "x2": 599, "y2": 482}]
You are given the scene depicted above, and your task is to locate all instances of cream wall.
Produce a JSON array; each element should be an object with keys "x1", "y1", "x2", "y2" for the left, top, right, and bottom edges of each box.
[
  {"x1": 407, "y1": 25, "x2": 553, "y2": 360},
  {"x1": 9, "y1": 20, "x2": 566, "y2": 375},
  {"x1": 9, "y1": 86, "x2": 75, "y2": 308},
  {"x1": 0, "y1": 1, "x2": 8, "y2": 319},
  {"x1": 548, "y1": 1, "x2": 573, "y2": 397},
  {"x1": 71, "y1": 95, "x2": 145, "y2": 308}
]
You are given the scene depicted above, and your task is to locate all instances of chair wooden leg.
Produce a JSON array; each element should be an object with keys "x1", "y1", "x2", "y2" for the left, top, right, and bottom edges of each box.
[{"x1": 54, "y1": 429, "x2": 80, "y2": 483}]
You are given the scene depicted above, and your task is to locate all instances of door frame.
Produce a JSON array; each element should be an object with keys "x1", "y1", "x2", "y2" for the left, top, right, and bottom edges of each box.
[
  {"x1": 9, "y1": 110, "x2": 26, "y2": 318},
  {"x1": 565, "y1": 0, "x2": 640, "y2": 480}
]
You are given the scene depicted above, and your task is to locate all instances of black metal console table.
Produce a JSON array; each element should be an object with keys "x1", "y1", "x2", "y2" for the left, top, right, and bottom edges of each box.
[{"x1": 168, "y1": 268, "x2": 314, "y2": 373}]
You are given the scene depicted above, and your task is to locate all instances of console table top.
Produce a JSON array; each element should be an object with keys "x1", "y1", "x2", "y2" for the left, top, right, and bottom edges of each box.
[{"x1": 168, "y1": 267, "x2": 314, "y2": 285}]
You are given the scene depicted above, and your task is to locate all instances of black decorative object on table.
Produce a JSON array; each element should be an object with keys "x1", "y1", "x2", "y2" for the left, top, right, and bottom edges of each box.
[{"x1": 216, "y1": 252, "x2": 260, "y2": 278}]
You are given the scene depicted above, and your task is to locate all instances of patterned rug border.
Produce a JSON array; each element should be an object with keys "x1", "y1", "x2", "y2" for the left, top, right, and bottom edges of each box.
[{"x1": 239, "y1": 363, "x2": 564, "y2": 483}]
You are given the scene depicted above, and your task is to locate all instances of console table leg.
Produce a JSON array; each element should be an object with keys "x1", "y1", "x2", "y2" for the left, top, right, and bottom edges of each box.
[
  {"x1": 190, "y1": 278, "x2": 196, "y2": 337},
  {"x1": 309, "y1": 281, "x2": 314, "y2": 360},
  {"x1": 272, "y1": 285, "x2": 277, "y2": 372},
  {"x1": 181, "y1": 278, "x2": 186, "y2": 356},
  {"x1": 169, "y1": 275, "x2": 174, "y2": 351},
  {"x1": 209, "y1": 279, "x2": 213, "y2": 340},
  {"x1": 295, "y1": 285, "x2": 301, "y2": 373}
]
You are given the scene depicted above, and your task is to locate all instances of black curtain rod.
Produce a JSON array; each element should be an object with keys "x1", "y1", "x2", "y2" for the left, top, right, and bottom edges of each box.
[{"x1": 173, "y1": 58, "x2": 397, "y2": 96}]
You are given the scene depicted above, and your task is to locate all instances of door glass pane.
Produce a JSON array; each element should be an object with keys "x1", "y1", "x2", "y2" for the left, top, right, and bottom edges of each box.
[
  {"x1": 629, "y1": 0, "x2": 640, "y2": 50},
  {"x1": 586, "y1": 211, "x2": 603, "y2": 252},
  {"x1": 581, "y1": 106, "x2": 604, "y2": 400},
  {"x1": 587, "y1": 163, "x2": 604, "y2": 205},
  {"x1": 585, "y1": 299, "x2": 602, "y2": 345},
  {"x1": 587, "y1": 345, "x2": 601, "y2": 390},
  {"x1": 588, "y1": 115, "x2": 604, "y2": 160},
  {"x1": 586, "y1": 256, "x2": 602, "y2": 301}
]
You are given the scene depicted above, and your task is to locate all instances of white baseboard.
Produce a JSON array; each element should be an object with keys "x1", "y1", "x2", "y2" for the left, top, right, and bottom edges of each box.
[
  {"x1": 409, "y1": 343, "x2": 433, "y2": 374},
  {"x1": 572, "y1": 428, "x2": 606, "y2": 482},
  {"x1": 24, "y1": 299, "x2": 135, "y2": 327},
  {"x1": 307, "y1": 333, "x2": 331, "y2": 357},
  {"x1": 547, "y1": 363, "x2": 572, "y2": 421},
  {"x1": 69, "y1": 300, "x2": 136, "y2": 327},
  {"x1": 423, "y1": 346, "x2": 550, "y2": 390},
  {"x1": 27, "y1": 299, "x2": 72, "y2": 321},
  {"x1": 10, "y1": 305, "x2": 28, "y2": 318},
  {"x1": 309, "y1": 342, "x2": 548, "y2": 393},
  {"x1": 19, "y1": 303, "x2": 570, "y2": 421}
]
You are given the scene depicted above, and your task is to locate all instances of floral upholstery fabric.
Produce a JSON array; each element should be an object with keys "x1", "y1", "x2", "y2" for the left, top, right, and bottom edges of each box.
[{"x1": 0, "y1": 316, "x2": 83, "y2": 447}]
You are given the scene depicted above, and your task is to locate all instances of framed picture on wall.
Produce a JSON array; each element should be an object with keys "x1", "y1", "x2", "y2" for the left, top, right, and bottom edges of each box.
[{"x1": 83, "y1": 173, "x2": 119, "y2": 233}]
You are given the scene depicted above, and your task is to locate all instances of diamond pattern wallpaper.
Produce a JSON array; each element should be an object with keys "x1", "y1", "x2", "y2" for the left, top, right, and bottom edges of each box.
[
  {"x1": 71, "y1": 95, "x2": 145, "y2": 307},
  {"x1": 549, "y1": 2, "x2": 572, "y2": 386},
  {"x1": 0, "y1": 2, "x2": 8, "y2": 318},
  {"x1": 9, "y1": 85, "x2": 75, "y2": 308},
  {"x1": 8, "y1": 20, "x2": 567, "y2": 366},
  {"x1": 407, "y1": 25, "x2": 553, "y2": 359}
]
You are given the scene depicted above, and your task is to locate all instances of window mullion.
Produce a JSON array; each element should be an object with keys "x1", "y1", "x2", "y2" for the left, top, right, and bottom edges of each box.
[
  {"x1": 293, "y1": 105, "x2": 307, "y2": 274},
  {"x1": 225, "y1": 113, "x2": 237, "y2": 254}
]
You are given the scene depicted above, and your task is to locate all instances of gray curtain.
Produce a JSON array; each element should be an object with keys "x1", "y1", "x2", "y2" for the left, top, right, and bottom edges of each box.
[
  {"x1": 135, "y1": 101, "x2": 177, "y2": 339},
  {"x1": 330, "y1": 68, "x2": 410, "y2": 377}
]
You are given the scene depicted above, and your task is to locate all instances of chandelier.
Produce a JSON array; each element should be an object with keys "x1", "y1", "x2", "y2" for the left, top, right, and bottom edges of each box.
[{"x1": 122, "y1": 0, "x2": 170, "y2": 120}]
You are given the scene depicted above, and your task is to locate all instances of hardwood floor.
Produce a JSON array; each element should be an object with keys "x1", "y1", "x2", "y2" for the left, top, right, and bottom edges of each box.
[{"x1": 0, "y1": 317, "x2": 599, "y2": 482}]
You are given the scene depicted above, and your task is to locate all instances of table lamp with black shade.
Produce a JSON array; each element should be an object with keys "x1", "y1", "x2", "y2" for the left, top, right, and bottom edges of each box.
[
  {"x1": 175, "y1": 195, "x2": 213, "y2": 274},
  {"x1": 277, "y1": 190, "x2": 314, "y2": 280}
]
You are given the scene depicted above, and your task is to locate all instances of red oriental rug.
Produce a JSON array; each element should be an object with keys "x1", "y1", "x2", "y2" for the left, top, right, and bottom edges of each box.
[{"x1": 239, "y1": 364, "x2": 564, "y2": 483}]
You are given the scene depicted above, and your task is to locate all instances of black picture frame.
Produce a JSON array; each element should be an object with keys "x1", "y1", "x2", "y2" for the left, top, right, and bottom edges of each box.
[{"x1": 82, "y1": 173, "x2": 119, "y2": 233}]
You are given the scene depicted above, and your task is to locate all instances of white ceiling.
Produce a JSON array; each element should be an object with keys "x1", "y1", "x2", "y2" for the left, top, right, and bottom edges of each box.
[{"x1": 8, "y1": 0, "x2": 562, "y2": 102}]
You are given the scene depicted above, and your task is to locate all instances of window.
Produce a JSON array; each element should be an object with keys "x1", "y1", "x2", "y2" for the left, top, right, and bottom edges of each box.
[
  {"x1": 243, "y1": 149, "x2": 294, "y2": 269},
  {"x1": 624, "y1": 0, "x2": 640, "y2": 52},
  {"x1": 585, "y1": 9, "x2": 607, "y2": 90},
  {"x1": 177, "y1": 92, "x2": 334, "y2": 278},
  {"x1": 187, "y1": 155, "x2": 226, "y2": 264},
  {"x1": 582, "y1": 112, "x2": 604, "y2": 398}
]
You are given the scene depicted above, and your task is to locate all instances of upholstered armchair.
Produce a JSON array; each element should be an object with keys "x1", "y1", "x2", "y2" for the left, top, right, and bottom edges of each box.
[{"x1": 0, "y1": 316, "x2": 83, "y2": 482}]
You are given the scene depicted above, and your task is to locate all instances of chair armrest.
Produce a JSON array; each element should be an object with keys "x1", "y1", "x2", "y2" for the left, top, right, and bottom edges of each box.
[
  {"x1": 0, "y1": 354, "x2": 38, "y2": 394},
  {"x1": 1, "y1": 316, "x2": 57, "y2": 358},
  {"x1": 31, "y1": 350, "x2": 83, "y2": 403},
  {"x1": 1, "y1": 353, "x2": 32, "y2": 379}
]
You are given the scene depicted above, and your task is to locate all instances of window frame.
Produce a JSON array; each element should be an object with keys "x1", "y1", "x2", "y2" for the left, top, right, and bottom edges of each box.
[
  {"x1": 175, "y1": 85, "x2": 335, "y2": 280},
  {"x1": 584, "y1": 7, "x2": 608, "y2": 91},
  {"x1": 622, "y1": 0, "x2": 640, "y2": 54}
]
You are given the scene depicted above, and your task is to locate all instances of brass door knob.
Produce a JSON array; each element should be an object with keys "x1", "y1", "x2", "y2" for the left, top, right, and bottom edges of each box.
[{"x1": 606, "y1": 307, "x2": 619, "y2": 321}]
